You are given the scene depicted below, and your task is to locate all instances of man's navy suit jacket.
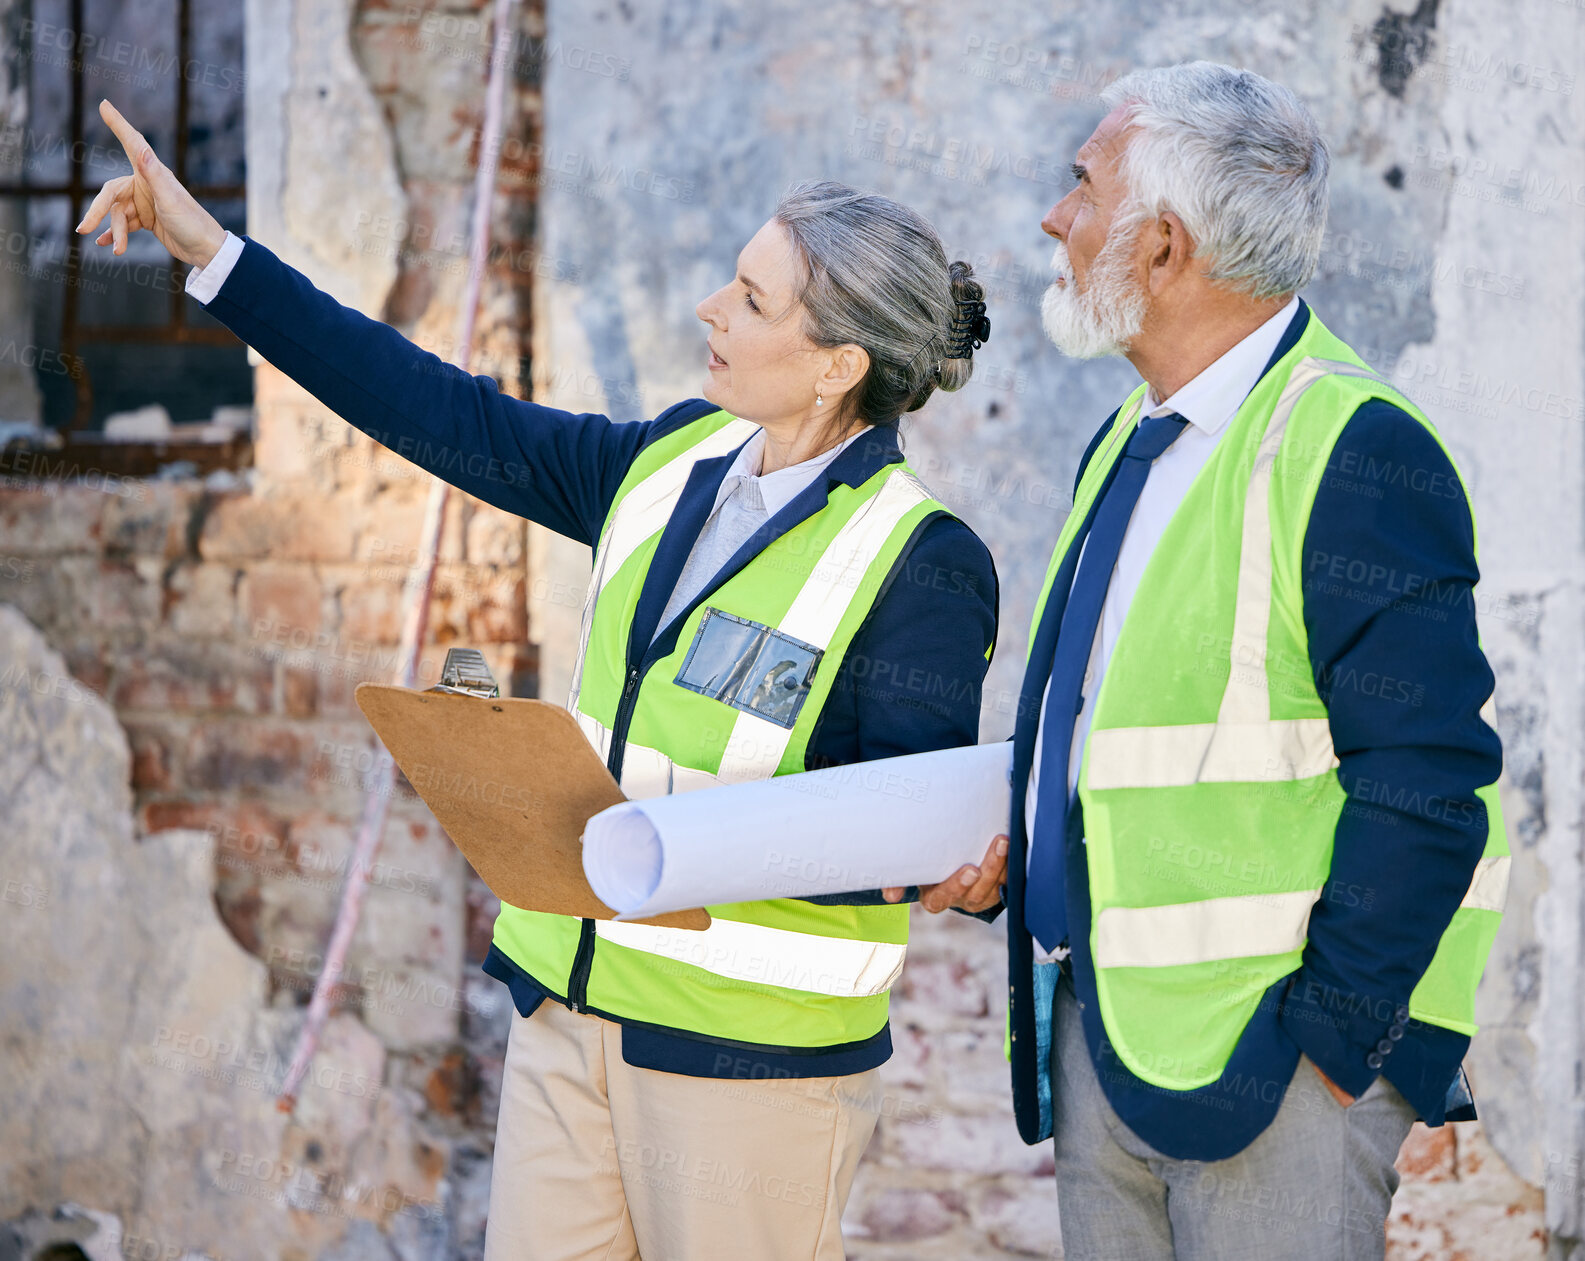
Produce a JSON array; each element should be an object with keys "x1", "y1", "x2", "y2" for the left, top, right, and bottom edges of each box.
[{"x1": 1003, "y1": 302, "x2": 1502, "y2": 1160}]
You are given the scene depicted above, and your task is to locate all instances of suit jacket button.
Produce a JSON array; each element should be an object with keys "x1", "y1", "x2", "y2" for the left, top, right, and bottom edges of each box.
[
  {"x1": 1387, "y1": 1024, "x2": 1404, "y2": 1041},
  {"x1": 1366, "y1": 1052, "x2": 1385, "y2": 1070},
  {"x1": 1376, "y1": 1038, "x2": 1394, "y2": 1055},
  {"x1": 1395, "y1": 1005, "x2": 1411, "y2": 1023}
]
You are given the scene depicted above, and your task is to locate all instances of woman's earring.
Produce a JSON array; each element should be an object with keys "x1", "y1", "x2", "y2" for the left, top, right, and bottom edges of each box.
[{"x1": 816, "y1": 393, "x2": 824, "y2": 407}]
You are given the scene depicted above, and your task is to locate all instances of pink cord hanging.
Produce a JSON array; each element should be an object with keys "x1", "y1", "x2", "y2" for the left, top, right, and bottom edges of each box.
[{"x1": 277, "y1": 0, "x2": 520, "y2": 1112}]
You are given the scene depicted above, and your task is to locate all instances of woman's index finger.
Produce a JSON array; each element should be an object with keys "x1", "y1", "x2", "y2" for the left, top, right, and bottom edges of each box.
[{"x1": 97, "y1": 98, "x2": 150, "y2": 167}]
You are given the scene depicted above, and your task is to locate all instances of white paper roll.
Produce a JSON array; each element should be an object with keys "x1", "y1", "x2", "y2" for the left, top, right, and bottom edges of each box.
[{"x1": 582, "y1": 742, "x2": 1013, "y2": 919}]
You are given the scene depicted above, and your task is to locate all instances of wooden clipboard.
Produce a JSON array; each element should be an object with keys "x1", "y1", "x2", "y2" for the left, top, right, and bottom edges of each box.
[{"x1": 355, "y1": 684, "x2": 710, "y2": 931}]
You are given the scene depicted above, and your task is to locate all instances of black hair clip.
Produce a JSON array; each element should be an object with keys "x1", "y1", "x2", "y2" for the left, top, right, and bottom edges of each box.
[{"x1": 947, "y1": 298, "x2": 991, "y2": 359}]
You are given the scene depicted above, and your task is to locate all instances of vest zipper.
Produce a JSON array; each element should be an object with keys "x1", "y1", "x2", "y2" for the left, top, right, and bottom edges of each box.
[
  {"x1": 566, "y1": 918, "x2": 596, "y2": 1013},
  {"x1": 568, "y1": 663, "x2": 644, "y2": 1012},
  {"x1": 607, "y1": 665, "x2": 645, "y2": 782}
]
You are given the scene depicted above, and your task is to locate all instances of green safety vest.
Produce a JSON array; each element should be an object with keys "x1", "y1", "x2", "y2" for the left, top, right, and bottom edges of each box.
[
  {"x1": 492, "y1": 408, "x2": 952, "y2": 1050},
  {"x1": 1029, "y1": 311, "x2": 1509, "y2": 1091}
]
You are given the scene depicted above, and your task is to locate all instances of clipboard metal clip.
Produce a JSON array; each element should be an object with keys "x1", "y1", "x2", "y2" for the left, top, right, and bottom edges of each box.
[{"x1": 429, "y1": 647, "x2": 500, "y2": 699}]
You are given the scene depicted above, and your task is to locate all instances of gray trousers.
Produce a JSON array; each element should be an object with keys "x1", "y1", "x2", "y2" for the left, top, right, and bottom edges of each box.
[{"x1": 1051, "y1": 974, "x2": 1416, "y2": 1261}]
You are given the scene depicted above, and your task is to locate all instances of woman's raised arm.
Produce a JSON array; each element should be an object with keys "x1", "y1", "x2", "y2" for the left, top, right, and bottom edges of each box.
[{"x1": 76, "y1": 99, "x2": 679, "y2": 547}]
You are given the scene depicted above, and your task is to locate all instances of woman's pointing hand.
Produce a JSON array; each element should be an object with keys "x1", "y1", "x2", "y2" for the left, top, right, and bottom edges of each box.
[{"x1": 75, "y1": 99, "x2": 226, "y2": 268}]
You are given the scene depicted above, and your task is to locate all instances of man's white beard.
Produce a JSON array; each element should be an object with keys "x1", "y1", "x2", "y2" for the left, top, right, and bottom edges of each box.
[{"x1": 1040, "y1": 221, "x2": 1147, "y2": 359}]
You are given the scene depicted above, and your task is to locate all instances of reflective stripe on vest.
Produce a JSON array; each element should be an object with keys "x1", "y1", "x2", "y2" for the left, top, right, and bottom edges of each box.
[
  {"x1": 1094, "y1": 853, "x2": 1512, "y2": 968},
  {"x1": 1086, "y1": 357, "x2": 1509, "y2": 967},
  {"x1": 568, "y1": 416, "x2": 760, "y2": 713},
  {"x1": 575, "y1": 466, "x2": 935, "y2": 799},
  {"x1": 563, "y1": 426, "x2": 935, "y2": 1003},
  {"x1": 1085, "y1": 359, "x2": 1373, "y2": 792},
  {"x1": 713, "y1": 469, "x2": 935, "y2": 783},
  {"x1": 594, "y1": 918, "x2": 907, "y2": 998},
  {"x1": 576, "y1": 711, "x2": 723, "y2": 797},
  {"x1": 576, "y1": 470, "x2": 936, "y2": 995}
]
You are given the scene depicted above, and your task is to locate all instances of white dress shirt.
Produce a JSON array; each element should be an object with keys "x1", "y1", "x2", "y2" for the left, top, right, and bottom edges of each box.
[
  {"x1": 184, "y1": 230, "x2": 245, "y2": 304},
  {"x1": 1024, "y1": 297, "x2": 1299, "y2": 957},
  {"x1": 656, "y1": 427, "x2": 861, "y2": 632}
]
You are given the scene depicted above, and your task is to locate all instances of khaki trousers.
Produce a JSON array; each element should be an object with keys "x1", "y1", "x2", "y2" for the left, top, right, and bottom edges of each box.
[{"x1": 484, "y1": 999, "x2": 881, "y2": 1261}]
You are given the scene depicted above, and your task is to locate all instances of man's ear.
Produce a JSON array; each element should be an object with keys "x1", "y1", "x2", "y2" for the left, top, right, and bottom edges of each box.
[
  {"x1": 816, "y1": 343, "x2": 871, "y2": 403},
  {"x1": 1146, "y1": 210, "x2": 1196, "y2": 296}
]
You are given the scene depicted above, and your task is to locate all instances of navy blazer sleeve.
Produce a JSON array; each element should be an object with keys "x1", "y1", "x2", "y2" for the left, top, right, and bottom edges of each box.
[
  {"x1": 203, "y1": 235, "x2": 706, "y2": 546},
  {"x1": 1278, "y1": 400, "x2": 1502, "y2": 1103},
  {"x1": 818, "y1": 514, "x2": 998, "y2": 762}
]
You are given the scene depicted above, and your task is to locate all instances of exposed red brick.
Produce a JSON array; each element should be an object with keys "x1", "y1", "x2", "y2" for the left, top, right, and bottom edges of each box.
[
  {"x1": 422, "y1": 1050, "x2": 480, "y2": 1121},
  {"x1": 102, "y1": 482, "x2": 200, "y2": 558},
  {"x1": 125, "y1": 724, "x2": 175, "y2": 792},
  {"x1": 180, "y1": 721, "x2": 322, "y2": 793},
  {"x1": 144, "y1": 799, "x2": 298, "y2": 891},
  {"x1": 142, "y1": 798, "x2": 288, "y2": 846},
  {"x1": 338, "y1": 578, "x2": 406, "y2": 644},
  {"x1": 200, "y1": 491, "x2": 357, "y2": 562},
  {"x1": 1397, "y1": 1122, "x2": 1458, "y2": 1181},
  {"x1": 465, "y1": 874, "x2": 500, "y2": 964},
  {"x1": 215, "y1": 874, "x2": 265, "y2": 958},
  {"x1": 0, "y1": 484, "x2": 108, "y2": 554},
  {"x1": 283, "y1": 666, "x2": 319, "y2": 718},
  {"x1": 111, "y1": 641, "x2": 274, "y2": 714},
  {"x1": 242, "y1": 565, "x2": 325, "y2": 639},
  {"x1": 60, "y1": 641, "x2": 114, "y2": 697}
]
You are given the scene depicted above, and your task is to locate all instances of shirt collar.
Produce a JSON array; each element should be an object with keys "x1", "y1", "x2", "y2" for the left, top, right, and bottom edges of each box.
[
  {"x1": 1143, "y1": 295, "x2": 1301, "y2": 435},
  {"x1": 711, "y1": 427, "x2": 867, "y2": 519}
]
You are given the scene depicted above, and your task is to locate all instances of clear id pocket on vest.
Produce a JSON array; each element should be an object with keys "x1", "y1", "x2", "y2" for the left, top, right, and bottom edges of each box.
[{"x1": 673, "y1": 608, "x2": 824, "y2": 730}]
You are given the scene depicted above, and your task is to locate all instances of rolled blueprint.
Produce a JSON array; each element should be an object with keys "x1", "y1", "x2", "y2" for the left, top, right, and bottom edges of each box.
[{"x1": 582, "y1": 742, "x2": 1013, "y2": 919}]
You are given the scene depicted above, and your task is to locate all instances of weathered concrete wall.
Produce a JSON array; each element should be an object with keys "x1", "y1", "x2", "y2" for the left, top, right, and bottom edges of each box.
[
  {"x1": 530, "y1": 2, "x2": 1585, "y2": 1256},
  {"x1": 0, "y1": 604, "x2": 448, "y2": 1258}
]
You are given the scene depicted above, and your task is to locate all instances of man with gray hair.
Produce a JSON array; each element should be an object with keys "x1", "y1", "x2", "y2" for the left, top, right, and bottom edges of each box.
[{"x1": 926, "y1": 61, "x2": 1508, "y2": 1258}]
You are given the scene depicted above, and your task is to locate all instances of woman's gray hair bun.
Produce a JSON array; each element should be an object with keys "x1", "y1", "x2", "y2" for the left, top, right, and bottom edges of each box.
[
  {"x1": 773, "y1": 180, "x2": 988, "y2": 424},
  {"x1": 933, "y1": 263, "x2": 990, "y2": 398}
]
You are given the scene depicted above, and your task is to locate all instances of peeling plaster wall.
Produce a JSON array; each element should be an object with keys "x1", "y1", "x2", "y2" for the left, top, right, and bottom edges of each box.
[
  {"x1": 244, "y1": 0, "x2": 406, "y2": 318},
  {"x1": 531, "y1": 2, "x2": 1585, "y2": 1256}
]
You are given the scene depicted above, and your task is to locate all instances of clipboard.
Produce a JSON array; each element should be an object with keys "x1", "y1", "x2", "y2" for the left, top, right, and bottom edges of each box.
[{"x1": 355, "y1": 683, "x2": 710, "y2": 931}]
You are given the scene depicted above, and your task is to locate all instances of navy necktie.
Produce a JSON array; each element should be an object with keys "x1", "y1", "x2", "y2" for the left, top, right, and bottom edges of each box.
[{"x1": 1024, "y1": 412, "x2": 1190, "y2": 953}]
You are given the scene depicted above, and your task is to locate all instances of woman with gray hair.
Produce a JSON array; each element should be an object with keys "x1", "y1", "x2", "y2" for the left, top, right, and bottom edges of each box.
[{"x1": 82, "y1": 101, "x2": 1001, "y2": 1260}]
